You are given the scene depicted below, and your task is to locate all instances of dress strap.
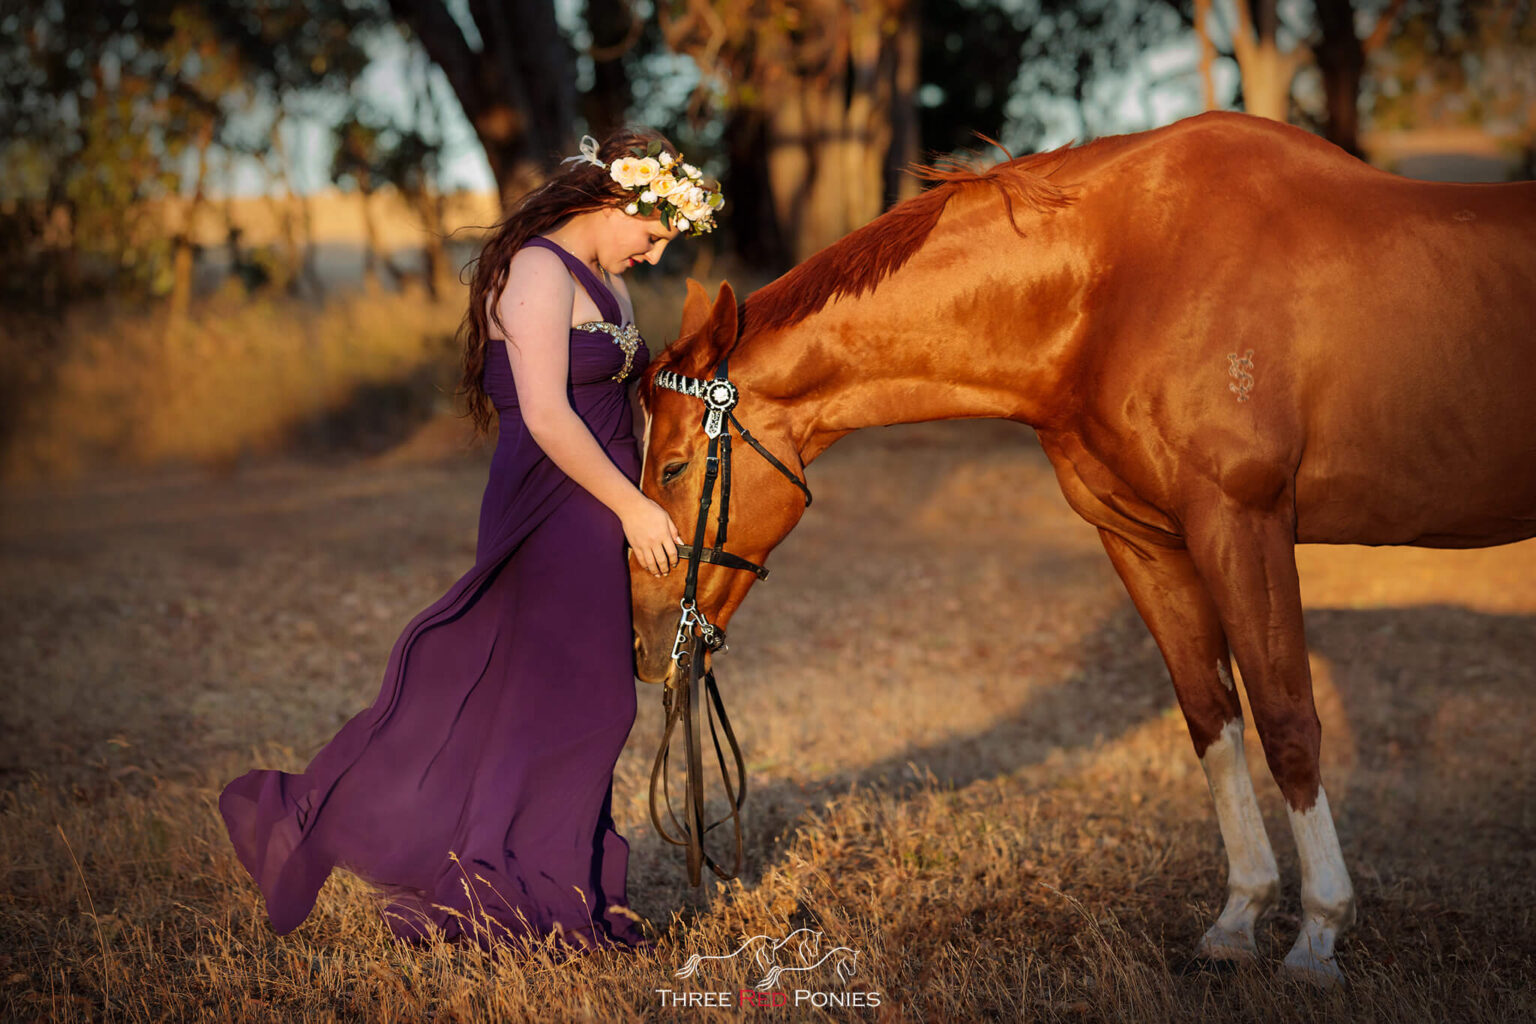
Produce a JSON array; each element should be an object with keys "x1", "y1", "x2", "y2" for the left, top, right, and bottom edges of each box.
[{"x1": 525, "y1": 236, "x2": 622, "y2": 326}]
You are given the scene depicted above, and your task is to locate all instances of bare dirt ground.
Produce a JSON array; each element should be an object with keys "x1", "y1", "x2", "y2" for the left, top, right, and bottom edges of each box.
[{"x1": 2, "y1": 417, "x2": 1533, "y2": 1022}]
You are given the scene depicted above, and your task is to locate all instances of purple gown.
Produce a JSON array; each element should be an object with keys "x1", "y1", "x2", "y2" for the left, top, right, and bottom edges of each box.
[{"x1": 220, "y1": 237, "x2": 651, "y2": 952}]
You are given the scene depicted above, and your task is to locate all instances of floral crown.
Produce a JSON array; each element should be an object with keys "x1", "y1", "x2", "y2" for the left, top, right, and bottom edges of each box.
[{"x1": 564, "y1": 135, "x2": 725, "y2": 236}]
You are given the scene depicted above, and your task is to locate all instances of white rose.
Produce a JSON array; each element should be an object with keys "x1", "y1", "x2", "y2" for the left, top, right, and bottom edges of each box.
[
  {"x1": 658, "y1": 152, "x2": 674, "y2": 167},
  {"x1": 682, "y1": 163, "x2": 701, "y2": 179},
  {"x1": 634, "y1": 157, "x2": 660, "y2": 183},
  {"x1": 610, "y1": 157, "x2": 642, "y2": 188},
  {"x1": 651, "y1": 175, "x2": 680, "y2": 197},
  {"x1": 624, "y1": 202, "x2": 638, "y2": 215},
  {"x1": 640, "y1": 189, "x2": 656, "y2": 203},
  {"x1": 676, "y1": 216, "x2": 691, "y2": 232},
  {"x1": 675, "y1": 188, "x2": 710, "y2": 220}
]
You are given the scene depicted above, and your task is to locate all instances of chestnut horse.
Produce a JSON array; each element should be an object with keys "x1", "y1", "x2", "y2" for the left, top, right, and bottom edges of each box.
[{"x1": 631, "y1": 111, "x2": 1536, "y2": 982}]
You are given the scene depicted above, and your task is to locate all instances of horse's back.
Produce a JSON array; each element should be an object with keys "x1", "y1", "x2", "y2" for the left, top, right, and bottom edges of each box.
[{"x1": 1080, "y1": 115, "x2": 1536, "y2": 549}]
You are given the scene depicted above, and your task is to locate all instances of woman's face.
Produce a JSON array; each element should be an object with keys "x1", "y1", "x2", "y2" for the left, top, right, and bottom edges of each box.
[{"x1": 597, "y1": 206, "x2": 680, "y2": 275}]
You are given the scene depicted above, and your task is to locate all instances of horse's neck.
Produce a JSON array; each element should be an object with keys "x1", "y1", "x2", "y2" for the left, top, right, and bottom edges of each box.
[{"x1": 742, "y1": 226, "x2": 1086, "y2": 462}]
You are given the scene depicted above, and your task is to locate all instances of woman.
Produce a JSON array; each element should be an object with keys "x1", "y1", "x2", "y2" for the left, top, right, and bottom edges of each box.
[{"x1": 219, "y1": 127, "x2": 724, "y2": 953}]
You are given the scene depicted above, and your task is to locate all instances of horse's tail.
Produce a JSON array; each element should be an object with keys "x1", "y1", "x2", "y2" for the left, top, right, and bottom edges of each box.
[
  {"x1": 754, "y1": 966, "x2": 783, "y2": 991},
  {"x1": 674, "y1": 954, "x2": 703, "y2": 979}
]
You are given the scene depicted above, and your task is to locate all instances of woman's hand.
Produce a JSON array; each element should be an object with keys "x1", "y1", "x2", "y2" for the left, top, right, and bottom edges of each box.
[{"x1": 622, "y1": 496, "x2": 684, "y2": 577}]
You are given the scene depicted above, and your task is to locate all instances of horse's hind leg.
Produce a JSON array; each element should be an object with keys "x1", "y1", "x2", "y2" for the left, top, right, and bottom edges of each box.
[
  {"x1": 1179, "y1": 502, "x2": 1355, "y2": 984},
  {"x1": 1098, "y1": 529, "x2": 1279, "y2": 963}
]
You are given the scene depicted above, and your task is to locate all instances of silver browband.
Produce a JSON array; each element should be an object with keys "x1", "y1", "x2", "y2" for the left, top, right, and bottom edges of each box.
[{"x1": 655, "y1": 370, "x2": 739, "y2": 438}]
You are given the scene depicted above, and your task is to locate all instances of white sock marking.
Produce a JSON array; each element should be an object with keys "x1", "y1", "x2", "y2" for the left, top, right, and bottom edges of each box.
[
  {"x1": 1197, "y1": 718, "x2": 1280, "y2": 959},
  {"x1": 1283, "y1": 786, "x2": 1355, "y2": 981}
]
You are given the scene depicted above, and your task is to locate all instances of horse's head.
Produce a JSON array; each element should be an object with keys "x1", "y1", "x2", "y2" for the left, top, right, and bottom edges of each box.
[{"x1": 632, "y1": 279, "x2": 810, "y2": 683}]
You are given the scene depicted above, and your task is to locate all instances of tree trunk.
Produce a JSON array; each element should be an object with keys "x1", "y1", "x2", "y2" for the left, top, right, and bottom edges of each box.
[
  {"x1": 723, "y1": 0, "x2": 918, "y2": 267},
  {"x1": 723, "y1": 107, "x2": 791, "y2": 270},
  {"x1": 267, "y1": 114, "x2": 305, "y2": 293},
  {"x1": 1313, "y1": 0, "x2": 1365, "y2": 155},
  {"x1": 359, "y1": 176, "x2": 384, "y2": 294},
  {"x1": 1231, "y1": 0, "x2": 1308, "y2": 123},
  {"x1": 165, "y1": 122, "x2": 212, "y2": 345},
  {"x1": 1196, "y1": 0, "x2": 1217, "y2": 111},
  {"x1": 408, "y1": 185, "x2": 451, "y2": 302},
  {"x1": 883, "y1": 0, "x2": 921, "y2": 207},
  {"x1": 1314, "y1": 0, "x2": 1405, "y2": 158},
  {"x1": 388, "y1": 0, "x2": 577, "y2": 208},
  {"x1": 583, "y1": 0, "x2": 635, "y2": 140}
]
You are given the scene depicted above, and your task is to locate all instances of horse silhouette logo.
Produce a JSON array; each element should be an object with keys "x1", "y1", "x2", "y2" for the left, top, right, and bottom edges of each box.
[{"x1": 674, "y1": 928, "x2": 860, "y2": 991}]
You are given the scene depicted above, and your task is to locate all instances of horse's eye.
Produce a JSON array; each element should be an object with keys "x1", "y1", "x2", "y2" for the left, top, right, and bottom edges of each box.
[{"x1": 661, "y1": 461, "x2": 688, "y2": 484}]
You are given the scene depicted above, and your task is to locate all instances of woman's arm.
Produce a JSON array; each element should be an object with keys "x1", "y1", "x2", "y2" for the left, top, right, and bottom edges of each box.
[{"x1": 497, "y1": 247, "x2": 681, "y2": 576}]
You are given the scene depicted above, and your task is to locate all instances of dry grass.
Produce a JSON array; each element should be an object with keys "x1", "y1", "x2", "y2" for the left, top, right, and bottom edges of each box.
[
  {"x1": 0, "y1": 258, "x2": 738, "y2": 485},
  {"x1": 3, "y1": 408, "x2": 1534, "y2": 1020},
  {"x1": 0, "y1": 287, "x2": 465, "y2": 482}
]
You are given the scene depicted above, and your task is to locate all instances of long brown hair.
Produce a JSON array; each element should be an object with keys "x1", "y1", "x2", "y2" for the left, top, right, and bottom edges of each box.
[{"x1": 456, "y1": 126, "x2": 682, "y2": 437}]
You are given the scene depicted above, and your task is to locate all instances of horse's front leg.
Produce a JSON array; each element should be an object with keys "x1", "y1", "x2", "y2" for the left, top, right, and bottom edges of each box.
[
  {"x1": 1098, "y1": 529, "x2": 1279, "y2": 964},
  {"x1": 1181, "y1": 498, "x2": 1355, "y2": 984}
]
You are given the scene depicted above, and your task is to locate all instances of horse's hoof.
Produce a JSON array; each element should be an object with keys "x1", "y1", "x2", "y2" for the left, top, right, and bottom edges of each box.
[
  {"x1": 1282, "y1": 946, "x2": 1345, "y2": 987},
  {"x1": 1194, "y1": 925, "x2": 1258, "y2": 964}
]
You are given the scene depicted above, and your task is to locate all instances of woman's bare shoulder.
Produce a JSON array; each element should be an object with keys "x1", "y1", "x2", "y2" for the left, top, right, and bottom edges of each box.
[
  {"x1": 506, "y1": 243, "x2": 571, "y2": 282},
  {"x1": 489, "y1": 246, "x2": 573, "y2": 340},
  {"x1": 501, "y1": 246, "x2": 573, "y2": 303}
]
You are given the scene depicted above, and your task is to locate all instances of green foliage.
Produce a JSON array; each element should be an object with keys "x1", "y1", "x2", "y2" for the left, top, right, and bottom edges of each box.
[
  {"x1": 1369, "y1": 0, "x2": 1536, "y2": 135},
  {"x1": 0, "y1": 0, "x2": 383, "y2": 303}
]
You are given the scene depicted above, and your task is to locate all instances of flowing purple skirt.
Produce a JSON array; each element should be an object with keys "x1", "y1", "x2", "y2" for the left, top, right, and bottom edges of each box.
[{"x1": 221, "y1": 244, "x2": 652, "y2": 952}]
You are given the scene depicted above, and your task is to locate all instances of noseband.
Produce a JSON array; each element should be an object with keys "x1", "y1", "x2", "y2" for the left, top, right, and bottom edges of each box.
[{"x1": 646, "y1": 355, "x2": 811, "y2": 887}]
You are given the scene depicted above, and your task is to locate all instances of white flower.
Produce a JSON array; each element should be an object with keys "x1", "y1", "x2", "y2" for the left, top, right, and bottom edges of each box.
[
  {"x1": 610, "y1": 157, "x2": 644, "y2": 188},
  {"x1": 651, "y1": 175, "x2": 681, "y2": 197},
  {"x1": 640, "y1": 189, "x2": 656, "y2": 203},
  {"x1": 624, "y1": 202, "x2": 638, "y2": 215},
  {"x1": 675, "y1": 186, "x2": 713, "y2": 222},
  {"x1": 676, "y1": 216, "x2": 691, "y2": 232},
  {"x1": 634, "y1": 157, "x2": 661, "y2": 183},
  {"x1": 682, "y1": 163, "x2": 701, "y2": 179},
  {"x1": 658, "y1": 152, "x2": 674, "y2": 167}
]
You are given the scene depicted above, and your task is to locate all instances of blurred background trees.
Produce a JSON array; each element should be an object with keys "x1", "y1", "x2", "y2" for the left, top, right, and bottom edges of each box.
[
  {"x1": 3, "y1": 0, "x2": 1530, "y2": 299},
  {"x1": 1, "y1": 0, "x2": 1529, "y2": 477},
  {"x1": 0, "y1": 0, "x2": 379, "y2": 305}
]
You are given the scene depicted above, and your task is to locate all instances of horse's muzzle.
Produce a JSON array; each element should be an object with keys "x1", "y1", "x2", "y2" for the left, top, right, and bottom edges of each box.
[{"x1": 633, "y1": 611, "x2": 679, "y2": 684}]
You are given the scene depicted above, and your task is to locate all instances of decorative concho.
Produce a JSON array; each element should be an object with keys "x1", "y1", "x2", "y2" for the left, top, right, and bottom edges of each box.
[
  {"x1": 704, "y1": 380, "x2": 738, "y2": 412},
  {"x1": 656, "y1": 370, "x2": 739, "y2": 438},
  {"x1": 577, "y1": 320, "x2": 643, "y2": 381}
]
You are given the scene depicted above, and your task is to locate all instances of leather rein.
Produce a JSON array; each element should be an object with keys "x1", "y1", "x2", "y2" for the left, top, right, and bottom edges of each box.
[{"x1": 646, "y1": 355, "x2": 812, "y2": 886}]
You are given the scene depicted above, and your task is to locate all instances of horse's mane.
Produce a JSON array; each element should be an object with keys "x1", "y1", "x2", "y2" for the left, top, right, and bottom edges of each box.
[{"x1": 645, "y1": 142, "x2": 1082, "y2": 387}]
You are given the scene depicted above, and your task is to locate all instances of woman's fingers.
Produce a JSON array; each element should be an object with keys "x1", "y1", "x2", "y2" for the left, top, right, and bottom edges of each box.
[{"x1": 665, "y1": 517, "x2": 683, "y2": 570}]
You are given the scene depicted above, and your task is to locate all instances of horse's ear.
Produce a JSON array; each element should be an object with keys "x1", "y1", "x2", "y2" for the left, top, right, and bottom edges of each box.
[
  {"x1": 679, "y1": 278, "x2": 710, "y2": 339},
  {"x1": 708, "y1": 280, "x2": 738, "y2": 340}
]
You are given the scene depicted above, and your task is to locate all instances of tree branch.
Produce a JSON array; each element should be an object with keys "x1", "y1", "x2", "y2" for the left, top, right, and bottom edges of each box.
[
  {"x1": 386, "y1": 0, "x2": 481, "y2": 118},
  {"x1": 1363, "y1": 0, "x2": 1406, "y2": 54}
]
